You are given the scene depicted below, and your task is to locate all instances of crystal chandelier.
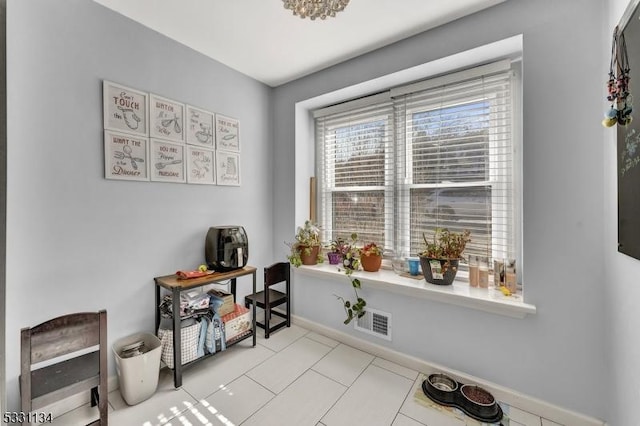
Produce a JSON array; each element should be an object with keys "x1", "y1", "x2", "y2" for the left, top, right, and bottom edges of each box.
[{"x1": 282, "y1": 0, "x2": 350, "y2": 20}]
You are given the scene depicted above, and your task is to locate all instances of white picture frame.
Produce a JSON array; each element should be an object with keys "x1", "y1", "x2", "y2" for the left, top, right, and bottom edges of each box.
[
  {"x1": 103, "y1": 81, "x2": 148, "y2": 137},
  {"x1": 186, "y1": 105, "x2": 215, "y2": 147},
  {"x1": 186, "y1": 146, "x2": 216, "y2": 185},
  {"x1": 150, "y1": 94, "x2": 185, "y2": 143},
  {"x1": 150, "y1": 139, "x2": 186, "y2": 183},
  {"x1": 216, "y1": 150, "x2": 240, "y2": 186},
  {"x1": 215, "y1": 114, "x2": 240, "y2": 152},
  {"x1": 104, "y1": 131, "x2": 149, "y2": 181}
]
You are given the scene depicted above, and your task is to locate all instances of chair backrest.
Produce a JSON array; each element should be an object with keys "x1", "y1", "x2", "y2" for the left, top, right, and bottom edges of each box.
[
  {"x1": 24, "y1": 312, "x2": 103, "y2": 364},
  {"x1": 21, "y1": 310, "x2": 108, "y2": 421},
  {"x1": 264, "y1": 262, "x2": 290, "y2": 288}
]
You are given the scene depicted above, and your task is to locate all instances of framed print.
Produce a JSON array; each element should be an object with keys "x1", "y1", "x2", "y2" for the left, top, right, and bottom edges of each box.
[
  {"x1": 186, "y1": 146, "x2": 215, "y2": 185},
  {"x1": 150, "y1": 94, "x2": 185, "y2": 143},
  {"x1": 215, "y1": 114, "x2": 240, "y2": 152},
  {"x1": 104, "y1": 131, "x2": 149, "y2": 181},
  {"x1": 216, "y1": 150, "x2": 240, "y2": 186},
  {"x1": 150, "y1": 139, "x2": 186, "y2": 183},
  {"x1": 103, "y1": 81, "x2": 148, "y2": 136},
  {"x1": 186, "y1": 105, "x2": 214, "y2": 147}
]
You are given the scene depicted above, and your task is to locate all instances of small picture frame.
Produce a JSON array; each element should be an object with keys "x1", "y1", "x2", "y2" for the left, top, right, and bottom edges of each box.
[
  {"x1": 104, "y1": 131, "x2": 149, "y2": 181},
  {"x1": 150, "y1": 94, "x2": 185, "y2": 143},
  {"x1": 103, "y1": 81, "x2": 148, "y2": 136},
  {"x1": 150, "y1": 139, "x2": 186, "y2": 183},
  {"x1": 216, "y1": 150, "x2": 240, "y2": 186},
  {"x1": 186, "y1": 105, "x2": 215, "y2": 147},
  {"x1": 186, "y1": 146, "x2": 216, "y2": 185},
  {"x1": 215, "y1": 114, "x2": 240, "y2": 152}
]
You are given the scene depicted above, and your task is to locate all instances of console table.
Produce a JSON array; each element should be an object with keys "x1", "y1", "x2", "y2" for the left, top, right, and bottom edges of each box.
[{"x1": 154, "y1": 266, "x2": 257, "y2": 388}]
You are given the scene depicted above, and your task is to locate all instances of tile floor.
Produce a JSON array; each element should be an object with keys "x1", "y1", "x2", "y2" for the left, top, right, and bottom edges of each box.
[{"x1": 57, "y1": 324, "x2": 563, "y2": 426}]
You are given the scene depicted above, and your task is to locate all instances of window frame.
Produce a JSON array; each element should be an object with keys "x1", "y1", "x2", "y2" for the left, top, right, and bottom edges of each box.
[{"x1": 316, "y1": 62, "x2": 521, "y2": 273}]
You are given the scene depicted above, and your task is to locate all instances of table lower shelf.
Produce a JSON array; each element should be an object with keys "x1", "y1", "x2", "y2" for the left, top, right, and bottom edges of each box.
[{"x1": 162, "y1": 330, "x2": 254, "y2": 373}]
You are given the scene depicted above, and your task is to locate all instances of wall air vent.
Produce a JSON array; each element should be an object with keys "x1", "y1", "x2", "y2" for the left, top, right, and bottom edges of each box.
[{"x1": 354, "y1": 308, "x2": 391, "y2": 341}]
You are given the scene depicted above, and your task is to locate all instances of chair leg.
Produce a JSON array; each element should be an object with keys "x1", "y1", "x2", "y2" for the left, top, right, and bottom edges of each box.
[
  {"x1": 91, "y1": 386, "x2": 99, "y2": 407},
  {"x1": 265, "y1": 305, "x2": 270, "y2": 339},
  {"x1": 287, "y1": 302, "x2": 291, "y2": 327}
]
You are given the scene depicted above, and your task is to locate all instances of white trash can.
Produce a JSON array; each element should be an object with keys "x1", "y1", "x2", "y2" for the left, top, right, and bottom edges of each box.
[{"x1": 113, "y1": 332, "x2": 162, "y2": 405}]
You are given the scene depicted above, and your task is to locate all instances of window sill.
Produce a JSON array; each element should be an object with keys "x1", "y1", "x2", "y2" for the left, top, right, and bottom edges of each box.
[{"x1": 294, "y1": 264, "x2": 536, "y2": 319}]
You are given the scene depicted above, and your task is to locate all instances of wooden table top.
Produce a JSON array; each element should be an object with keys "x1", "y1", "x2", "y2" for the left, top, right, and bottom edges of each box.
[{"x1": 154, "y1": 266, "x2": 257, "y2": 290}]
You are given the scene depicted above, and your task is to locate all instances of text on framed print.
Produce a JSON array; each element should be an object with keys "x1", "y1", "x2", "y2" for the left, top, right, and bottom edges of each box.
[
  {"x1": 150, "y1": 139, "x2": 186, "y2": 183},
  {"x1": 104, "y1": 131, "x2": 149, "y2": 181},
  {"x1": 103, "y1": 81, "x2": 148, "y2": 136},
  {"x1": 215, "y1": 114, "x2": 240, "y2": 152},
  {"x1": 150, "y1": 94, "x2": 185, "y2": 143},
  {"x1": 186, "y1": 105, "x2": 215, "y2": 147}
]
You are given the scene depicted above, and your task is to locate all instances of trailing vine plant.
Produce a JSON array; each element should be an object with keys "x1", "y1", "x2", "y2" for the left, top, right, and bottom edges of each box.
[{"x1": 333, "y1": 233, "x2": 367, "y2": 325}]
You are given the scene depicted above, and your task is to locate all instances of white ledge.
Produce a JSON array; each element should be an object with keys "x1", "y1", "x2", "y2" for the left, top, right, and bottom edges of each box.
[{"x1": 294, "y1": 263, "x2": 537, "y2": 319}]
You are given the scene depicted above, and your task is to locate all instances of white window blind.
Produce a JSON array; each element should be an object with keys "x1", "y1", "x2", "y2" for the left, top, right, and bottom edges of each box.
[
  {"x1": 315, "y1": 99, "x2": 394, "y2": 245},
  {"x1": 315, "y1": 61, "x2": 518, "y2": 267}
]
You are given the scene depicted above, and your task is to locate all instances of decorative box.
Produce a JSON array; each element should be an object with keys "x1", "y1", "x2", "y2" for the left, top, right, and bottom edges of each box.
[
  {"x1": 208, "y1": 289, "x2": 235, "y2": 316},
  {"x1": 221, "y1": 304, "x2": 252, "y2": 343}
]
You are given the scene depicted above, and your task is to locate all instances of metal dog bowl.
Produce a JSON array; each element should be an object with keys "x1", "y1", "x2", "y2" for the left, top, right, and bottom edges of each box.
[
  {"x1": 423, "y1": 373, "x2": 458, "y2": 405},
  {"x1": 459, "y1": 384, "x2": 500, "y2": 421}
]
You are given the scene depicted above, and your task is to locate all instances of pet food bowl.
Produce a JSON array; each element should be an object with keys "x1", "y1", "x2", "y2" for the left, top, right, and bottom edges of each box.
[
  {"x1": 422, "y1": 373, "x2": 458, "y2": 405},
  {"x1": 459, "y1": 384, "x2": 501, "y2": 421}
]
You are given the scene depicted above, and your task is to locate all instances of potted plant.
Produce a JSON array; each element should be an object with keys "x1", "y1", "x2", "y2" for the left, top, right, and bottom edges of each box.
[
  {"x1": 359, "y1": 242, "x2": 383, "y2": 272},
  {"x1": 286, "y1": 220, "x2": 323, "y2": 267},
  {"x1": 418, "y1": 228, "x2": 471, "y2": 285},
  {"x1": 326, "y1": 237, "x2": 347, "y2": 265},
  {"x1": 339, "y1": 233, "x2": 360, "y2": 271}
]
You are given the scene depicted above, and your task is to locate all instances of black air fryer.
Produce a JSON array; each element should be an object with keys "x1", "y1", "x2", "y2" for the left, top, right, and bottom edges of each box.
[{"x1": 205, "y1": 226, "x2": 248, "y2": 272}]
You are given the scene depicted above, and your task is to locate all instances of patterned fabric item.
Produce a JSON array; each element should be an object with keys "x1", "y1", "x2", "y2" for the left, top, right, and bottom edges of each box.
[
  {"x1": 157, "y1": 320, "x2": 201, "y2": 369},
  {"x1": 204, "y1": 315, "x2": 226, "y2": 354},
  {"x1": 196, "y1": 317, "x2": 207, "y2": 358}
]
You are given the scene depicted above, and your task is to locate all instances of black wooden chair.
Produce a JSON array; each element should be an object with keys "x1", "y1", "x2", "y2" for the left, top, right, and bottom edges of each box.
[
  {"x1": 245, "y1": 262, "x2": 290, "y2": 338},
  {"x1": 20, "y1": 310, "x2": 108, "y2": 425}
]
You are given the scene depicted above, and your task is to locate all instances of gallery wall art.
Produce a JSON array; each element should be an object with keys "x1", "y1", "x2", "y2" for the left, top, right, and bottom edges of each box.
[{"x1": 102, "y1": 80, "x2": 241, "y2": 186}]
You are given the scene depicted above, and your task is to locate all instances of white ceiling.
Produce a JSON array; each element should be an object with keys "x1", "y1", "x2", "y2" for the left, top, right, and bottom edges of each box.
[{"x1": 93, "y1": 0, "x2": 505, "y2": 87}]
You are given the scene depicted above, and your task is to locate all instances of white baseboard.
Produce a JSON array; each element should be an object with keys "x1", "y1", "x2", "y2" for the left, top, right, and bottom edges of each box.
[{"x1": 292, "y1": 314, "x2": 605, "y2": 426}]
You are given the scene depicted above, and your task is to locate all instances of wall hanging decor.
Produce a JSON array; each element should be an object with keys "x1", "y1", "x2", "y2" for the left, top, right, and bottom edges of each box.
[
  {"x1": 104, "y1": 131, "x2": 149, "y2": 181},
  {"x1": 102, "y1": 80, "x2": 241, "y2": 187},
  {"x1": 603, "y1": 26, "x2": 632, "y2": 128},
  {"x1": 186, "y1": 146, "x2": 216, "y2": 185},
  {"x1": 215, "y1": 114, "x2": 240, "y2": 152},
  {"x1": 103, "y1": 81, "x2": 149, "y2": 137},
  {"x1": 616, "y1": 0, "x2": 640, "y2": 261},
  {"x1": 150, "y1": 94, "x2": 185, "y2": 143},
  {"x1": 216, "y1": 150, "x2": 240, "y2": 186},
  {"x1": 186, "y1": 105, "x2": 215, "y2": 147},
  {"x1": 150, "y1": 139, "x2": 186, "y2": 183}
]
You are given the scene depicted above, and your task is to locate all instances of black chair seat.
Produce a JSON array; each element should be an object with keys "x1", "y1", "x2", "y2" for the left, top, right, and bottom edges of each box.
[{"x1": 245, "y1": 289, "x2": 287, "y2": 308}]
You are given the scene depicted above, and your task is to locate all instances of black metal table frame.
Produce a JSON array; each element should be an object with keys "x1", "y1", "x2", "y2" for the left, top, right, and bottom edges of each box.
[{"x1": 154, "y1": 267, "x2": 257, "y2": 388}]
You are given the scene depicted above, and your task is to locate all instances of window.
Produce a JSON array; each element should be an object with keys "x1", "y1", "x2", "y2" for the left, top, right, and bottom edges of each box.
[{"x1": 315, "y1": 60, "x2": 519, "y2": 270}]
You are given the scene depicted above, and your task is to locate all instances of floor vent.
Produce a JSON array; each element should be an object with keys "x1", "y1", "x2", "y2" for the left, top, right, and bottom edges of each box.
[{"x1": 354, "y1": 308, "x2": 391, "y2": 341}]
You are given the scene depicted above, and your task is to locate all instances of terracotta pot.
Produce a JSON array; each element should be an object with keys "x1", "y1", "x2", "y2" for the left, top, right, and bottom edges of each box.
[
  {"x1": 299, "y1": 245, "x2": 320, "y2": 265},
  {"x1": 360, "y1": 254, "x2": 382, "y2": 272},
  {"x1": 419, "y1": 257, "x2": 459, "y2": 285}
]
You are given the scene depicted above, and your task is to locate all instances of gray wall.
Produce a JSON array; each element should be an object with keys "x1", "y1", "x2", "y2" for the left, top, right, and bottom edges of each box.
[
  {"x1": 273, "y1": 0, "x2": 607, "y2": 420},
  {"x1": 605, "y1": 2, "x2": 640, "y2": 425},
  {"x1": 5, "y1": 0, "x2": 273, "y2": 411}
]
